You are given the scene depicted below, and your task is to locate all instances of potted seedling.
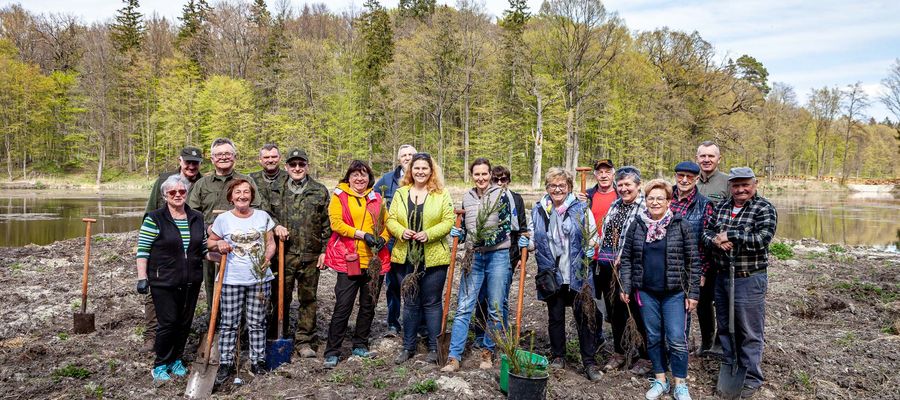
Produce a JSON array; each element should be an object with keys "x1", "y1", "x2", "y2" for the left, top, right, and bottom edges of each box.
[{"x1": 491, "y1": 325, "x2": 549, "y2": 399}]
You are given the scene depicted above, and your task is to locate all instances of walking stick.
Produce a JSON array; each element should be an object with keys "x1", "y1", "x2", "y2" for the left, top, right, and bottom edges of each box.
[{"x1": 514, "y1": 243, "x2": 530, "y2": 343}]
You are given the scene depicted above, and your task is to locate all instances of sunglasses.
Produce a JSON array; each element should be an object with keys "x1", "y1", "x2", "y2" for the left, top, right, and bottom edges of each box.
[
  {"x1": 287, "y1": 161, "x2": 308, "y2": 168},
  {"x1": 493, "y1": 176, "x2": 510, "y2": 183},
  {"x1": 412, "y1": 152, "x2": 432, "y2": 161},
  {"x1": 167, "y1": 189, "x2": 187, "y2": 197}
]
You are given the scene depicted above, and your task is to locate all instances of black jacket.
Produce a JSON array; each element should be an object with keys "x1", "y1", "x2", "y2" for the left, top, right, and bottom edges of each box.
[
  {"x1": 146, "y1": 205, "x2": 206, "y2": 288},
  {"x1": 619, "y1": 215, "x2": 701, "y2": 300}
]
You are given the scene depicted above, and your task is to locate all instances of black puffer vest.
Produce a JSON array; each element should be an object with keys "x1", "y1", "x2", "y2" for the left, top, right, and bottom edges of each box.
[{"x1": 146, "y1": 205, "x2": 206, "y2": 288}]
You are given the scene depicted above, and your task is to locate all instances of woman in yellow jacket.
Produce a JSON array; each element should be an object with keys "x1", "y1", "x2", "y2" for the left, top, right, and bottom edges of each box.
[
  {"x1": 386, "y1": 153, "x2": 455, "y2": 365},
  {"x1": 322, "y1": 160, "x2": 390, "y2": 369}
]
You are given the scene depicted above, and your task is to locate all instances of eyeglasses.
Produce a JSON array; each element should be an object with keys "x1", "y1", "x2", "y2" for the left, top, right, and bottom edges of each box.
[
  {"x1": 167, "y1": 189, "x2": 187, "y2": 197},
  {"x1": 493, "y1": 176, "x2": 510, "y2": 184},
  {"x1": 287, "y1": 161, "x2": 308, "y2": 169},
  {"x1": 212, "y1": 152, "x2": 234, "y2": 159},
  {"x1": 547, "y1": 184, "x2": 568, "y2": 192},
  {"x1": 646, "y1": 196, "x2": 668, "y2": 203}
]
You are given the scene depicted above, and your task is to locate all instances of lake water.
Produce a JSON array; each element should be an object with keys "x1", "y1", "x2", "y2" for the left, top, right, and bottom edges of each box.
[{"x1": 1, "y1": 190, "x2": 898, "y2": 250}]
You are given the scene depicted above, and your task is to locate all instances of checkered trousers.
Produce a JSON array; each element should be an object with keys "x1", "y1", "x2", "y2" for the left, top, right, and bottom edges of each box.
[{"x1": 218, "y1": 282, "x2": 272, "y2": 364}]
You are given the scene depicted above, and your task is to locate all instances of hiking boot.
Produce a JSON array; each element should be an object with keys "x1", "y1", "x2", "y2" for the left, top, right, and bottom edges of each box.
[
  {"x1": 142, "y1": 338, "x2": 155, "y2": 353},
  {"x1": 440, "y1": 357, "x2": 460, "y2": 372},
  {"x1": 352, "y1": 347, "x2": 375, "y2": 358},
  {"x1": 585, "y1": 365, "x2": 603, "y2": 381},
  {"x1": 644, "y1": 378, "x2": 670, "y2": 400},
  {"x1": 296, "y1": 344, "x2": 317, "y2": 358},
  {"x1": 673, "y1": 383, "x2": 692, "y2": 400},
  {"x1": 629, "y1": 358, "x2": 653, "y2": 376},
  {"x1": 250, "y1": 361, "x2": 267, "y2": 375},
  {"x1": 425, "y1": 350, "x2": 438, "y2": 364},
  {"x1": 151, "y1": 364, "x2": 170, "y2": 382},
  {"x1": 740, "y1": 385, "x2": 760, "y2": 399},
  {"x1": 383, "y1": 326, "x2": 400, "y2": 338},
  {"x1": 479, "y1": 349, "x2": 493, "y2": 369},
  {"x1": 323, "y1": 356, "x2": 339, "y2": 369},
  {"x1": 169, "y1": 359, "x2": 188, "y2": 377},
  {"x1": 394, "y1": 349, "x2": 414, "y2": 365},
  {"x1": 214, "y1": 364, "x2": 233, "y2": 386},
  {"x1": 603, "y1": 353, "x2": 625, "y2": 371},
  {"x1": 550, "y1": 357, "x2": 566, "y2": 369}
]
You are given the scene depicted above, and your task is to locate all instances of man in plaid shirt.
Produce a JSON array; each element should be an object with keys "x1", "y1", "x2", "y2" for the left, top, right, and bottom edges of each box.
[{"x1": 703, "y1": 167, "x2": 777, "y2": 399}]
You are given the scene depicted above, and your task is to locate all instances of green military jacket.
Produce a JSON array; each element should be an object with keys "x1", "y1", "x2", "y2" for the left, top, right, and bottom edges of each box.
[
  {"x1": 145, "y1": 170, "x2": 203, "y2": 213},
  {"x1": 263, "y1": 176, "x2": 331, "y2": 261},
  {"x1": 249, "y1": 169, "x2": 288, "y2": 212},
  {"x1": 187, "y1": 170, "x2": 265, "y2": 225}
]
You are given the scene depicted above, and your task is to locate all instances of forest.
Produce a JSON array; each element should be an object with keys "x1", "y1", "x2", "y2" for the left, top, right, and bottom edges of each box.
[{"x1": 1, "y1": 0, "x2": 898, "y2": 187}]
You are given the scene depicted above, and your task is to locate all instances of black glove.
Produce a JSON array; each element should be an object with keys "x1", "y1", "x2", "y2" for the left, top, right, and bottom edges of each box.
[
  {"x1": 364, "y1": 233, "x2": 386, "y2": 250},
  {"x1": 136, "y1": 279, "x2": 149, "y2": 294}
]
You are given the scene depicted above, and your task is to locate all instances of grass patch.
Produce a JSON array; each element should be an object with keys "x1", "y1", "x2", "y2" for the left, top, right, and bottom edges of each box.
[
  {"x1": 827, "y1": 244, "x2": 846, "y2": 254},
  {"x1": 769, "y1": 242, "x2": 794, "y2": 260},
  {"x1": 351, "y1": 374, "x2": 365, "y2": 388},
  {"x1": 793, "y1": 369, "x2": 813, "y2": 391},
  {"x1": 134, "y1": 326, "x2": 146, "y2": 337},
  {"x1": 57, "y1": 332, "x2": 69, "y2": 341},
  {"x1": 389, "y1": 379, "x2": 438, "y2": 399},
  {"x1": 84, "y1": 382, "x2": 104, "y2": 399},
  {"x1": 393, "y1": 366, "x2": 408, "y2": 378},
  {"x1": 327, "y1": 372, "x2": 347, "y2": 384},
  {"x1": 836, "y1": 332, "x2": 857, "y2": 347},
  {"x1": 373, "y1": 378, "x2": 387, "y2": 389},
  {"x1": 53, "y1": 364, "x2": 90, "y2": 379},
  {"x1": 362, "y1": 357, "x2": 386, "y2": 368},
  {"x1": 835, "y1": 279, "x2": 899, "y2": 303}
]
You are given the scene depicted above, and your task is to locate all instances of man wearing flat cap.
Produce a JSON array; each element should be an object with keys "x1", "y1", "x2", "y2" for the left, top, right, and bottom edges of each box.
[
  {"x1": 141, "y1": 146, "x2": 205, "y2": 352},
  {"x1": 703, "y1": 167, "x2": 777, "y2": 399},
  {"x1": 262, "y1": 148, "x2": 331, "y2": 358},
  {"x1": 670, "y1": 161, "x2": 716, "y2": 355}
]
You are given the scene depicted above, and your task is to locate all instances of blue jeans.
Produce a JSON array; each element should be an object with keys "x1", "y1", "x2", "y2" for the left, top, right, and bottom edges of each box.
[
  {"x1": 639, "y1": 290, "x2": 689, "y2": 378},
  {"x1": 402, "y1": 265, "x2": 448, "y2": 352},
  {"x1": 385, "y1": 262, "x2": 410, "y2": 331},
  {"x1": 473, "y1": 265, "x2": 513, "y2": 347},
  {"x1": 716, "y1": 273, "x2": 767, "y2": 388},
  {"x1": 448, "y1": 249, "x2": 511, "y2": 360}
]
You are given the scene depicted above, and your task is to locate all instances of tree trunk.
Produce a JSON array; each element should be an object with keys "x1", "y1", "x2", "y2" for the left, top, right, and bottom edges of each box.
[
  {"x1": 564, "y1": 105, "x2": 575, "y2": 172},
  {"x1": 437, "y1": 109, "x2": 444, "y2": 173},
  {"x1": 5, "y1": 134, "x2": 11, "y2": 182},
  {"x1": 96, "y1": 142, "x2": 105, "y2": 187},
  {"x1": 531, "y1": 89, "x2": 544, "y2": 189},
  {"x1": 463, "y1": 93, "x2": 470, "y2": 183}
]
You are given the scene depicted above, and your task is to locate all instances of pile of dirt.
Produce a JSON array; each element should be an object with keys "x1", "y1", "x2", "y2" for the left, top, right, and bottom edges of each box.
[{"x1": 0, "y1": 234, "x2": 897, "y2": 399}]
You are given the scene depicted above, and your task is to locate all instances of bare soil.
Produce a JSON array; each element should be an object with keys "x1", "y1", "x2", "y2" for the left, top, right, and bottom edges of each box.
[{"x1": 0, "y1": 234, "x2": 898, "y2": 399}]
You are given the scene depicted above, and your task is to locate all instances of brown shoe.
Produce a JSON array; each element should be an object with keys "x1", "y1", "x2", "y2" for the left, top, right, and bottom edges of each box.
[
  {"x1": 296, "y1": 344, "x2": 316, "y2": 358},
  {"x1": 142, "y1": 338, "x2": 155, "y2": 353},
  {"x1": 479, "y1": 349, "x2": 493, "y2": 370},
  {"x1": 440, "y1": 358, "x2": 460, "y2": 372},
  {"x1": 629, "y1": 358, "x2": 652, "y2": 375},
  {"x1": 603, "y1": 353, "x2": 625, "y2": 371}
]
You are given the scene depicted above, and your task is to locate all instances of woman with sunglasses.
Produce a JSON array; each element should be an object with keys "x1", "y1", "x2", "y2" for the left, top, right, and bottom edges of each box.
[
  {"x1": 135, "y1": 175, "x2": 207, "y2": 382},
  {"x1": 386, "y1": 153, "x2": 455, "y2": 364}
]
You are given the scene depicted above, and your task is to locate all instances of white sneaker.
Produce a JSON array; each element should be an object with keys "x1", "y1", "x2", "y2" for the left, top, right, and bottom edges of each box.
[{"x1": 645, "y1": 378, "x2": 669, "y2": 400}]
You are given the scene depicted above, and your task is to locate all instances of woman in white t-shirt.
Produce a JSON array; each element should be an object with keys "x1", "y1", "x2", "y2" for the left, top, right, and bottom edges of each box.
[{"x1": 208, "y1": 178, "x2": 276, "y2": 384}]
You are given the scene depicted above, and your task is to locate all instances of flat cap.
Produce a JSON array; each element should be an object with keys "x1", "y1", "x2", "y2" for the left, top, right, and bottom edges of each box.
[
  {"x1": 728, "y1": 167, "x2": 756, "y2": 181},
  {"x1": 674, "y1": 161, "x2": 700, "y2": 175},
  {"x1": 286, "y1": 148, "x2": 309, "y2": 162},
  {"x1": 180, "y1": 146, "x2": 203, "y2": 162}
]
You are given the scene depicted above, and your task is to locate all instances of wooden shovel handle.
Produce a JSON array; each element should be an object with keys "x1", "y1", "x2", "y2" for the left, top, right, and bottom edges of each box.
[
  {"x1": 576, "y1": 167, "x2": 592, "y2": 194},
  {"x1": 205, "y1": 256, "x2": 228, "y2": 359},
  {"x1": 277, "y1": 238, "x2": 285, "y2": 339},
  {"x1": 80, "y1": 219, "x2": 95, "y2": 313},
  {"x1": 440, "y1": 210, "x2": 466, "y2": 333},
  {"x1": 515, "y1": 246, "x2": 529, "y2": 343}
]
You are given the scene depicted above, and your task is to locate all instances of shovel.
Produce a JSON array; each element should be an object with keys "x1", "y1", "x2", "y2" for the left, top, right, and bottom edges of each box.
[
  {"x1": 514, "y1": 245, "x2": 529, "y2": 343},
  {"x1": 437, "y1": 210, "x2": 465, "y2": 366},
  {"x1": 266, "y1": 238, "x2": 293, "y2": 370},
  {"x1": 74, "y1": 218, "x2": 97, "y2": 334},
  {"x1": 185, "y1": 256, "x2": 228, "y2": 399},
  {"x1": 576, "y1": 167, "x2": 592, "y2": 194},
  {"x1": 717, "y1": 254, "x2": 747, "y2": 399}
]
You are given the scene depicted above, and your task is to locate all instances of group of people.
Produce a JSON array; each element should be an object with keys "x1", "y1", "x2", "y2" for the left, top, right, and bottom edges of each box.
[{"x1": 134, "y1": 138, "x2": 777, "y2": 400}]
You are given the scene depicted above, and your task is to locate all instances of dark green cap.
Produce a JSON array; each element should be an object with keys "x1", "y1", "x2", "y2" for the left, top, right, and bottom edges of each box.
[
  {"x1": 180, "y1": 146, "x2": 203, "y2": 162},
  {"x1": 286, "y1": 148, "x2": 309, "y2": 162}
]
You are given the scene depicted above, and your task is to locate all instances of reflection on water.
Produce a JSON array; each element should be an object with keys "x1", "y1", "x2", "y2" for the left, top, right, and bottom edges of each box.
[{"x1": 1, "y1": 190, "x2": 898, "y2": 249}]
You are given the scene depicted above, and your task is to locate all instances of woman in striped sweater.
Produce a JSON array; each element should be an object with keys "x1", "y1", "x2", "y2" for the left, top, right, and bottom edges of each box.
[{"x1": 134, "y1": 174, "x2": 207, "y2": 382}]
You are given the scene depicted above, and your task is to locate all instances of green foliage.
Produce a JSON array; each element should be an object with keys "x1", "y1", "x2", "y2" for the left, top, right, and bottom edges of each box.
[
  {"x1": 372, "y1": 378, "x2": 387, "y2": 389},
  {"x1": 770, "y1": 242, "x2": 794, "y2": 260},
  {"x1": 53, "y1": 364, "x2": 91, "y2": 379},
  {"x1": 109, "y1": 0, "x2": 145, "y2": 53},
  {"x1": 57, "y1": 332, "x2": 70, "y2": 341},
  {"x1": 389, "y1": 379, "x2": 438, "y2": 399},
  {"x1": 84, "y1": 382, "x2": 104, "y2": 399}
]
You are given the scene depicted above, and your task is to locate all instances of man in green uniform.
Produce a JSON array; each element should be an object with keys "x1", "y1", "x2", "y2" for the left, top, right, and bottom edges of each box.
[
  {"x1": 249, "y1": 144, "x2": 287, "y2": 205},
  {"x1": 264, "y1": 148, "x2": 331, "y2": 358},
  {"x1": 141, "y1": 146, "x2": 204, "y2": 352},
  {"x1": 188, "y1": 138, "x2": 264, "y2": 308}
]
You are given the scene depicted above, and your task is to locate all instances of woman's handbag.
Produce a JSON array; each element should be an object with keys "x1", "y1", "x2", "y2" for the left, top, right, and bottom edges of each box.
[
  {"x1": 345, "y1": 253, "x2": 361, "y2": 276},
  {"x1": 535, "y1": 268, "x2": 560, "y2": 298}
]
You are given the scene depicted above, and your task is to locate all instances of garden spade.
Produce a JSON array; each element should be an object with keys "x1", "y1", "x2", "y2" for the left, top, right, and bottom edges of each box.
[
  {"x1": 185, "y1": 256, "x2": 228, "y2": 399},
  {"x1": 717, "y1": 254, "x2": 747, "y2": 399},
  {"x1": 437, "y1": 210, "x2": 465, "y2": 366},
  {"x1": 73, "y1": 218, "x2": 97, "y2": 334},
  {"x1": 514, "y1": 244, "x2": 529, "y2": 343},
  {"x1": 266, "y1": 238, "x2": 293, "y2": 370}
]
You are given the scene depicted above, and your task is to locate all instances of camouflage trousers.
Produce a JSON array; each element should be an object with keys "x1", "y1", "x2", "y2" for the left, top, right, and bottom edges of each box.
[{"x1": 268, "y1": 254, "x2": 321, "y2": 347}]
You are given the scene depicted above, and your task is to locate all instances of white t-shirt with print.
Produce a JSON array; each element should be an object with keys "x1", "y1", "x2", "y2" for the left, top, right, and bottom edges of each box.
[{"x1": 211, "y1": 209, "x2": 276, "y2": 286}]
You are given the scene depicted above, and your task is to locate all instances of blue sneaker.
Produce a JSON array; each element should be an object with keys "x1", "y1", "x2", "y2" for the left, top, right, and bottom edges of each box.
[
  {"x1": 152, "y1": 364, "x2": 171, "y2": 381},
  {"x1": 323, "y1": 356, "x2": 339, "y2": 369},
  {"x1": 673, "y1": 383, "x2": 692, "y2": 400},
  {"x1": 645, "y1": 378, "x2": 669, "y2": 400},
  {"x1": 351, "y1": 348, "x2": 374, "y2": 358},
  {"x1": 169, "y1": 359, "x2": 188, "y2": 377}
]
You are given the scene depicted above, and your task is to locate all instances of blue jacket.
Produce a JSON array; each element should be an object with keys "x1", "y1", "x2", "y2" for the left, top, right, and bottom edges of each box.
[
  {"x1": 531, "y1": 200, "x2": 594, "y2": 301},
  {"x1": 374, "y1": 165, "x2": 403, "y2": 209}
]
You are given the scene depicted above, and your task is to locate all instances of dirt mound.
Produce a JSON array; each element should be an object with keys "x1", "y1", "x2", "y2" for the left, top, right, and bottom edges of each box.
[{"x1": 0, "y1": 234, "x2": 898, "y2": 399}]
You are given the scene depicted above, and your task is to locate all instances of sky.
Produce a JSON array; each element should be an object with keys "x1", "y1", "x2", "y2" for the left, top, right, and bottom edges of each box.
[{"x1": 10, "y1": 0, "x2": 900, "y2": 120}]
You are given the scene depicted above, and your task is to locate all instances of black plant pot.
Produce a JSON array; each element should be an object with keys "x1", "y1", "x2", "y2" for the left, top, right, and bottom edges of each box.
[{"x1": 507, "y1": 371, "x2": 548, "y2": 400}]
